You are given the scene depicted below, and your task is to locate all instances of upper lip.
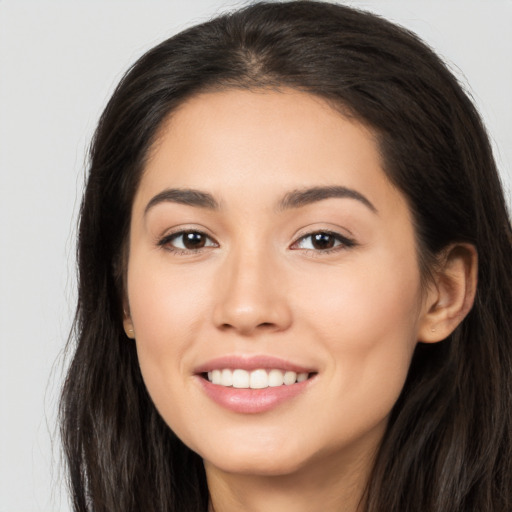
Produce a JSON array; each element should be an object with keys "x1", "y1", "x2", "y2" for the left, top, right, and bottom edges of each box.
[{"x1": 194, "y1": 355, "x2": 316, "y2": 374}]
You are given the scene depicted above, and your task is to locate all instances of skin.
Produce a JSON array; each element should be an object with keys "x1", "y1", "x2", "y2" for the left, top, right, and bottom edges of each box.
[{"x1": 123, "y1": 89, "x2": 477, "y2": 512}]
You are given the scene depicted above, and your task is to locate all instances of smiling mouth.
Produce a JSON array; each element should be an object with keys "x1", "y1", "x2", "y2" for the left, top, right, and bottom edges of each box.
[{"x1": 204, "y1": 369, "x2": 315, "y2": 389}]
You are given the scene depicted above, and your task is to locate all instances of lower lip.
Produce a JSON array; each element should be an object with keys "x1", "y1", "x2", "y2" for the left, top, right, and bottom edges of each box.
[{"x1": 197, "y1": 375, "x2": 314, "y2": 414}]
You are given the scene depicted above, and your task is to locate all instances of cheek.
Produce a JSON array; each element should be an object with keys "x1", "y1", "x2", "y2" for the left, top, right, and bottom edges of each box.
[
  {"x1": 298, "y1": 250, "x2": 421, "y2": 340},
  {"x1": 126, "y1": 256, "x2": 211, "y2": 397},
  {"x1": 295, "y1": 250, "x2": 422, "y2": 409},
  {"x1": 128, "y1": 256, "x2": 209, "y2": 339}
]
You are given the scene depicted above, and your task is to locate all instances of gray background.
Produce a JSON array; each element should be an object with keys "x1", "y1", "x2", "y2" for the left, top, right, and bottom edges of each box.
[{"x1": 1, "y1": 1, "x2": 511, "y2": 510}]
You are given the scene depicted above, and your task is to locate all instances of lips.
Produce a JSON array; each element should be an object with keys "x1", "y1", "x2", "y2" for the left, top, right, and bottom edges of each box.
[
  {"x1": 194, "y1": 355, "x2": 316, "y2": 413},
  {"x1": 194, "y1": 354, "x2": 314, "y2": 374}
]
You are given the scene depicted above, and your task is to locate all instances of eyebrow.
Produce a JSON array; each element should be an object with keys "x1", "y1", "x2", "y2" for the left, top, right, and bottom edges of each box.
[
  {"x1": 144, "y1": 188, "x2": 220, "y2": 215},
  {"x1": 278, "y1": 186, "x2": 377, "y2": 213},
  {"x1": 144, "y1": 185, "x2": 377, "y2": 216}
]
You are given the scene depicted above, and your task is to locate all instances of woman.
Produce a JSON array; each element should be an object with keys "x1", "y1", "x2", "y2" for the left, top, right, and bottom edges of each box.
[{"x1": 60, "y1": 1, "x2": 512, "y2": 511}]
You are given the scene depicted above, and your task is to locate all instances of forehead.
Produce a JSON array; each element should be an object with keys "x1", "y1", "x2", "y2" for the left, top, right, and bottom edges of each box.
[{"x1": 136, "y1": 88, "x2": 405, "y2": 216}]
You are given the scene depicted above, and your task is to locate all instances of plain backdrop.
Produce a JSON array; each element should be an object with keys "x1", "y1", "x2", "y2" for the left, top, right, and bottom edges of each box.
[{"x1": 0, "y1": 1, "x2": 511, "y2": 511}]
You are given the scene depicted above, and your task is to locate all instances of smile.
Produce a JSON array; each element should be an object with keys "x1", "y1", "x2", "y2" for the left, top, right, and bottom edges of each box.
[
  {"x1": 207, "y1": 368, "x2": 310, "y2": 389},
  {"x1": 195, "y1": 356, "x2": 317, "y2": 413}
]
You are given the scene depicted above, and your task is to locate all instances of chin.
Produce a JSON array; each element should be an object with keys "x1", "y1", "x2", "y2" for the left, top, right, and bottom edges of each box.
[
  {"x1": 192, "y1": 431, "x2": 310, "y2": 477},
  {"x1": 204, "y1": 450, "x2": 309, "y2": 477}
]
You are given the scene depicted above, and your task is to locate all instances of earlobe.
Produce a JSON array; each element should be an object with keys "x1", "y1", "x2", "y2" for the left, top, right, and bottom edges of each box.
[
  {"x1": 418, "y1": 243, "x2": 478, "y2": 343},
  {"x1": 123, "y1": 308, "x2": 135, "y2": 339}
]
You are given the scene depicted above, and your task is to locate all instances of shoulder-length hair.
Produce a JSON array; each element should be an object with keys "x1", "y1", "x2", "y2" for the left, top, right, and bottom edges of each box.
[{"x1": 60, "y1": 2, "x2": 512, "y2": 511}]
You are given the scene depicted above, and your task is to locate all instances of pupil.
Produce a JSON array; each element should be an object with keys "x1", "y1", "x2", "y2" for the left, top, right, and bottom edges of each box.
[
  {"x1": 184, "y1": 232, "x2": 205, "y2": 249},
  {"x1": 313, "y1": 233, "x2": 334, "y2": 249}
]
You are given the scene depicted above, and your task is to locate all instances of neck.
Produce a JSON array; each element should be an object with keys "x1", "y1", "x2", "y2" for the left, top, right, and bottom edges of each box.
[{"x1": 205, "y1": 436, "x2": 379, "y2": 512}]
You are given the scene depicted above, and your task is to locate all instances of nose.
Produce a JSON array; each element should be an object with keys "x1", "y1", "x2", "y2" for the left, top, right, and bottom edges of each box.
[{"x1": 212, "y1": 246, "x2": 293, "y2": 336}]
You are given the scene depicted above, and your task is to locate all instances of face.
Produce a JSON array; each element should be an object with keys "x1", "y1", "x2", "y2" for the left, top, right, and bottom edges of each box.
[{"x1": 125, "y1": 89, "x2": 429, "y2": 478}]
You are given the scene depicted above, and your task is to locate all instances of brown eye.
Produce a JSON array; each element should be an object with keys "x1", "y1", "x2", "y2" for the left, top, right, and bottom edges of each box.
[
  {"x1": 311, "y1": 233, "x2": 336, "y2": 249},
  {"x1": 181, "y1": 232, "x2": 207, "y2": 249},
  {"x1": 292, "y1": 231, "x2": 356, "y2": 252},
  {"x1": 160, "y1": 230, "x2": 217, "y2": 252}
]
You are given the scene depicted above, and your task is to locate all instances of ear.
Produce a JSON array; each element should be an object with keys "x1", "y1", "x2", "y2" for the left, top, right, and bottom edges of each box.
[
  {"x1": 123, "y1": 306, "x2": 136, "y2": 339},
  {"x1": 418, "y1": 243, "x2": 478, "y2": 343}
]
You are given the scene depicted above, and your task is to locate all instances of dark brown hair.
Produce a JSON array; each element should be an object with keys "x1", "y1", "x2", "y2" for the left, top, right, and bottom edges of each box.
[{"x1": 60, "y1": 2, "x2": 512, "y2": 511}]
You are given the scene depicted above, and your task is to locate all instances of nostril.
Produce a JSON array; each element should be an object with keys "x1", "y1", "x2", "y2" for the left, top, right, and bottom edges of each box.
[{"x1": 219, "y1": 321, "x2": 277, "y2": 332}]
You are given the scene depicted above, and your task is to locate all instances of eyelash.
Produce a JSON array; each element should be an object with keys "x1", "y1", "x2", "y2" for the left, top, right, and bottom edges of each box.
[
  {"x1": 157, "y1": 230, "x2": 218, "y2": 255},
  {"x1": 157, "y1": 230, "x2": 356, "y2": 255},
  {"x1": 291, "y1": 230, "x2": 357, "y2": 254}
]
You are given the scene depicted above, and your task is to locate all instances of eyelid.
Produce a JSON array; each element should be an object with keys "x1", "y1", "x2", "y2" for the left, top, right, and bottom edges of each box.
[
  {"x1": 157, "y1": 227, "x2": 219, "y2": 253},
  {"x1": 155, "y1": 225, "x2": 356, "y2": 255},
  {"x1": 155, "y1": 223, "x2": 217, "y2": 242},
  {"x1": 290, "y1": 229, "x2": 357, "y2": 252}
]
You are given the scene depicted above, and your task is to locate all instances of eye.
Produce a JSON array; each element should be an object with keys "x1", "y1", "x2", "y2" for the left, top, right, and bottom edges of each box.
[
  {"x1": 292, "y1": 231, "x2": 355, "y2": 251},
  {"x1": 159, "y1": 230, "x2": 218, "y2": 252}
]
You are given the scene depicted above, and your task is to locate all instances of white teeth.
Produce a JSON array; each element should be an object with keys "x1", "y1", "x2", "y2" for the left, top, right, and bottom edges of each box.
[
  {"x1": 283, "y1": 371, "x2": 297, "y2": 385},
  {"x1": 221, "y1": 369, "x2": 233, "y2": 386},
  {"x1": 206, "y1": 368, "x2": 310, "y2": 388},
  {"x1": 232, "y1": 369, "x2": 250, "y2": 388},
  {"x1": 297, "y1": 372, "x2": 308, "y2": 382},
  {"x1": 249, "y1": 369, "x2": 268, "y2": 389},
  {"x1": 268, "y1": 369, "x2": 284, "y2": 387},
  {"x1": 211, "y1": 369, "x2": 221, "y2": 385}
]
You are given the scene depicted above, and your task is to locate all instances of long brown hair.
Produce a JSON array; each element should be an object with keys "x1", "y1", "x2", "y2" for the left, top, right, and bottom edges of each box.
[{"x1": 60, "y1": 2, "x2": 512, "y2": 510}]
